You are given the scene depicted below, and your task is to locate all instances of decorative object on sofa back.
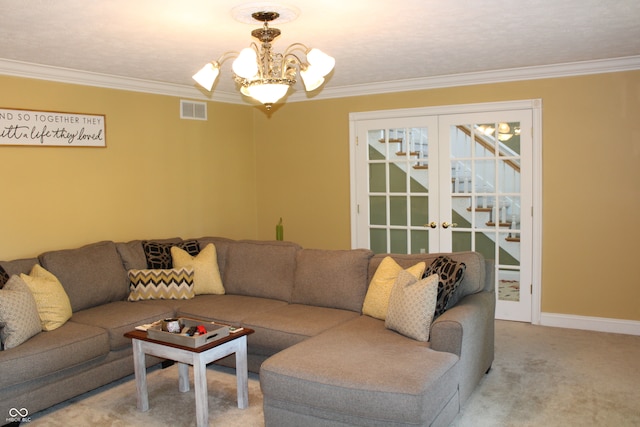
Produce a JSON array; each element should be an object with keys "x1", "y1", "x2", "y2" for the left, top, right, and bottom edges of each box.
[
  {"x1": 20, "y1": 264, "x2": 72, "y2": 331},
  {"x1": 362, "y1": 256, "x2": 426, "y2": 320},
  {"x1": 385, "y1": 270, "x2": 439, "y2": 342},
  {"x1": 0, "y1": 264, "x2": 9, "y2": 287},
  {"x1": 424, "y1": 255, "x2": 467, "y2": 318},
  {"x1": 0, "y1": 275, "x2": 41, "y2": 349},
  {"x1": 127, "y1": 268, "x2": 195, "y2": 301},
  {"x1": 142, "y1": 240, "x2": 200, "y2": 269},
  {"x1": 171, "y1": 243, "x2": 225, "y2": 295}
]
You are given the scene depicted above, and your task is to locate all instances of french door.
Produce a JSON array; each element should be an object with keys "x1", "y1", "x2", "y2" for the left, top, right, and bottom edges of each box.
[{"x1": 350, "y1": 102, "x2": 540, "y2": 322}]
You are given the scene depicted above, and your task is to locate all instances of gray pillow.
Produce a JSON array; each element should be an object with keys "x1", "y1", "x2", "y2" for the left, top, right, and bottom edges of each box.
[{"x1": 0, "y1": 275, "x2": 41, "y2": 349}]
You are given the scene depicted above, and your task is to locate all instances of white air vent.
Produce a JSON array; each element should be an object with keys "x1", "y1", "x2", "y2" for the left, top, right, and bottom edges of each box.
[{"x1": 180, "y1": 100, "x2": 207, "y2": 120}]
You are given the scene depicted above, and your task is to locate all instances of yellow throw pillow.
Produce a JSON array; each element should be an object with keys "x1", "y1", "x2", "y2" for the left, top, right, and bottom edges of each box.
[
  {"x1": 362, "y1": 256, "x2": 426, "y2": 320},
  {"x1": 20, "y1": 264, "x2": 72, "y2": 331},
  {"x1": 171, "y1": 243, "x2": 225, "y2": 295}
]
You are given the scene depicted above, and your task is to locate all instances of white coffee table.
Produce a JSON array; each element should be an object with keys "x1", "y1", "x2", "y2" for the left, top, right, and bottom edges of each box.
[{"x1": 124, "y1": 327, "x2": 254, "y2": 427}]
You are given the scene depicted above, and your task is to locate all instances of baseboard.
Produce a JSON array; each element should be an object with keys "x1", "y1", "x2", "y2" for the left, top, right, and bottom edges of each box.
[{"x1": 539, "y1": 312, "x2": 640, "y2": 336}]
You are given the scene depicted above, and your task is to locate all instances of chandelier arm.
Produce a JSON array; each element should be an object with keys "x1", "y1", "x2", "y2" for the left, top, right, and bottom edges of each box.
[{"x1": 282, "y1": 42, "x2": 310, "y2": 57}]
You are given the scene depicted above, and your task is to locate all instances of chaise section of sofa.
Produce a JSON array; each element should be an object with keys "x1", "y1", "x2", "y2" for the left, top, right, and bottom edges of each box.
[{"x1": 260, "y1": 251, "x2": 494, "y2": 427}]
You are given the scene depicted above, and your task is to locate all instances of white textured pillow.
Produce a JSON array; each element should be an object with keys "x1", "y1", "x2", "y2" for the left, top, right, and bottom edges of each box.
[
  {"x1": 0, "y1": 275, "x2": 42, "y2": 349},
  {"x1": 385, "y1": 271, "x2": 438, "y2": 342},
  {"x1": 171, "y1": 243, "x2": 224, "y2": 295},
  {"x1": 20, "y1": 264, "x2": 72, "y2": 331},
  {"x1": 362, "y1": 256, "x2": 426, "y2": 320}
]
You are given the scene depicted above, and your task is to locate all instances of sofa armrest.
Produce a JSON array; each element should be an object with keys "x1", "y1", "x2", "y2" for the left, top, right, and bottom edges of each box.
[{"x1": 430, "y1": 289, "x2": 496, "y2": 404}]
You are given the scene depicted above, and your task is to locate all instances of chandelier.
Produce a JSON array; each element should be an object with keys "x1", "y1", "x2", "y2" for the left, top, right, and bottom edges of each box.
[{"x1": 193, "y1": 11, "x2": 335, "y2": 110}]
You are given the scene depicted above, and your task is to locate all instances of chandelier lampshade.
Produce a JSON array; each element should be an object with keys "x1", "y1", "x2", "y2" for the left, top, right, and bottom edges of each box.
[
  {"x1": 192, "y1": 62, "x2": 220, "y2": 92},
  {"x1": 192, "y1": 11, "x2": 335, "y2": 110}
]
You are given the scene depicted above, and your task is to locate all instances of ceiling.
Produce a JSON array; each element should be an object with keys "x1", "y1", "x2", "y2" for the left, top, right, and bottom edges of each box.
[{"x1": 1, "y1": 0, "x2": 639, "y2": 104}]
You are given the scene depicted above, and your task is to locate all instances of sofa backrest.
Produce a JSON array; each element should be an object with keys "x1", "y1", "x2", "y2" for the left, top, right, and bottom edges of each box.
[
  {"x1": 368, "y1": 251, "x2": 489, "y2": 306},
  {"x1": 292, "y1": 248, "x2": 374, "y2": 312},
  {"x1": 39, "y1": 241, "x2": 129, "y2": 312},
  {"x1": 0, "y1": 258, "x2": 39, "y2": 278},
  {"x1": 222, "y1": 240, "x2": 301, "y2": 302}
]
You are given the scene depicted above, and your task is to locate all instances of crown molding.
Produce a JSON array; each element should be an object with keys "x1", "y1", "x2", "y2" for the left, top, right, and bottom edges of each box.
[
  {"x1": 1, "y1": 55, "x2": 639, "y2": 104},
  {"x1": 0, "y1": 58, "x2": 243, "y2": 104},
  {"x1": 289, "y1": 55, "x2": 640, "y2": 102}
]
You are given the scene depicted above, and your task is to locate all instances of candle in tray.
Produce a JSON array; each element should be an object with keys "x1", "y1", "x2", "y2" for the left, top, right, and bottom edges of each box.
[{"x1": 276, "y1": 217, "x2": 284, "y2": 241}]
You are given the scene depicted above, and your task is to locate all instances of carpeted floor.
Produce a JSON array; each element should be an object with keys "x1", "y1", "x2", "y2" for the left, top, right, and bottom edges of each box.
[{"x1": 28, "y1": 320, "x2": 640, "y2": 426}]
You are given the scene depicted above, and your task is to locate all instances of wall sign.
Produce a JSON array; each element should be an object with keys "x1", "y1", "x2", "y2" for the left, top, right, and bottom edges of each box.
[{"x1": 0, "y1": 108, "x2": 106, "y2": 147}]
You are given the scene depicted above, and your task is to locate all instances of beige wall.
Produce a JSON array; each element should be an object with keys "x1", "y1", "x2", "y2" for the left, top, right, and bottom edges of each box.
[
  {"x1": 253, "y1": 71, "x2": 640, "y2": 321},
  {"x1": 2, "y1": 71, "x2": 639, "y2": 322},
  {"x1": 0, "y1": 76, "x2": 258, "y2": 259}
]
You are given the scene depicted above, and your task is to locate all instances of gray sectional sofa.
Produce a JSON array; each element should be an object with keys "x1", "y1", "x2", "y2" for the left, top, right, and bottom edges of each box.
[{"x1": 0, "y1": 236, "x2": 494, "y2": 426}]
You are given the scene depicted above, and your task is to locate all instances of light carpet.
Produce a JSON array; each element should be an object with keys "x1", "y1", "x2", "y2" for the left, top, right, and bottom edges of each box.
[{"x1": 27, "y1": 320, "x2": 640, "y2": 426}]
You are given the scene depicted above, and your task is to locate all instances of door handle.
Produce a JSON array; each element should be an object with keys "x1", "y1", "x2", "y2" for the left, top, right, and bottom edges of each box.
[
  {"x1": 442, "y1": 222, "x2": 457, "y2": 229},
  {"x1": 424, "y1": 221, "x2": 437, "y2": 229}
]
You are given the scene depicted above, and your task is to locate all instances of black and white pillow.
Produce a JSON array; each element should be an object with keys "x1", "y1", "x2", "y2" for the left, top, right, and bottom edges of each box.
[
  {"x1": 142, "y1": 240, "x2": 200, "y2": 269},
  {"x1": 0, "y1": 265, "x2": 9, "y2": 288},
  {"x1": 423, "y1": 256, "x2": 466, "y2": 318}
]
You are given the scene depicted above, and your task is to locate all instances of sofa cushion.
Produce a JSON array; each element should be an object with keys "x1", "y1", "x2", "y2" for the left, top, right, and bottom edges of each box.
[
  {"x1": 116, "y1": 237, "x2": 181, "y2": 270},
  {"x1": 242, "y1": 304, "x2": 359, "y2": 355},
  {"x1": 369, "y1": 251, "x2": 485, "y2": 305},
  {"x1": 0, "y1": 258, "x2": 39, "y2": 278},
  {"x1": 362, "y1": 256, "x2": 426, "y2": 320},
  {"x1": 0, "y1": 320, "x2": 109, "y2": 389},
  {"x1": 127, "y1": 268, "x2": 195, "y2": 301},
  {"x1": 171, "y1": 243, "x2": 224, "y2": 295},
  {"x1": 260, "y1": 315, "x2": 460, "y2": 426},
  {"x1": 71, "y1": 301, "x2": 175, "y2": 350},
  {"x1": 20, "y1": 265, "x2": 72, "y2": 331},
  {"x1": 39, "y1": 241, "x2": 129, "y2": 312},
  {"x1": 142, "y1": 239, "x2": 199, "y2": 269},
  {"x1": 292, "y1": 248, "x2": 373, "y2": 312},
  {"x1": 386, "y1": 271, "x2": 438, "y2": 342},
  {"x1": 425, "y1": 255, "x2": 466, "y2": 317},
  {"x1": 177, "y1": 294, "x2": 287, "y2": 325},
  {"x1": 0, "y1": 275, "x2": 41, "y2": 349},
  {"x1": 223, "y1": 240, "x2": 300, "y2": 301}
]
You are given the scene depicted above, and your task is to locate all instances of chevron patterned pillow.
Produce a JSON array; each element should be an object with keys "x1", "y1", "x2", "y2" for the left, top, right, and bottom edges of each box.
[{"x1": 127, "y1": 267, "x2": 195, "y2": 301}]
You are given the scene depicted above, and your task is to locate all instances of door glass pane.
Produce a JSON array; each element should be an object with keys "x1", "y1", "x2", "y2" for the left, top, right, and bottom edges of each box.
[
  {"x1": 475, "y1": 231, "x2": 495, "y2": 262},
  {"x1": 390, "y1": 229, "x2": 407, "y2": 254},
  {"x1": 452, "y1": 230, "x2": 471, "y2": 252},
  {"x1": 370, "y1": 228, "x2": 387, "y2": 254},
  {"x1": 411, "y1": 230, "x2": 429, "y2": 254},
  {"x1": 389, "y1": 162, "x2": 407, "y2": 192},
  {"x1": 390, "y1": 196, "x2": 407, "y2": 226},
  {"x1": 451, "y1": 125, "x2": 472, "y2": 158},
  {"x1": 369, "y1": 163, "x2": 386, "y2": 192},
  {"x1": 499, "y1": 268, "x2": 521, "y2": 302},
  {"x1": 410, "y1": 196, "x2": 428, "y2": 226},
  {"x1": 368, "y1": 129, "x2": 387, "y2": 160},
  {"x1": 369, "y1": 196, "x2": 386, "y2": 225}
]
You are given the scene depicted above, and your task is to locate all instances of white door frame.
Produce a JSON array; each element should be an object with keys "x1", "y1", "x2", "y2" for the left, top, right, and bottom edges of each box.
[{"x1": 349, "y1": 99, "x2": 543, "y2": 325}]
